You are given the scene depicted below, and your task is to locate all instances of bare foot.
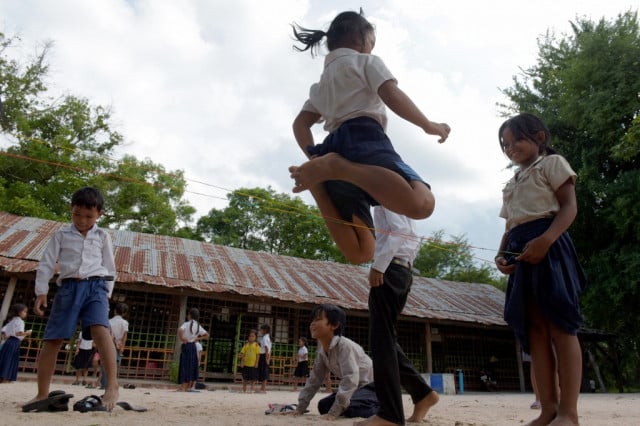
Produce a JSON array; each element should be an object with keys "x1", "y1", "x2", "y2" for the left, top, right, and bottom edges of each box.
[
  {"x1": 101, "y1": 386, "x2": 119, "y2": 411},
  {"x1": 524, "y1": 411, "x2": 558, "y2": 426},
  {"x1": 407, "y1": 391, "x2": 439, "y2": 422},
  {"x1": 548, "y1": 413, "x2": 579, "y2": 426},
  {"x1": 289, "y1": 153, "x2": 344, "y2": 192},
  {"x1": 353, "y1": 414, "x2": 399, "y2": 425}
]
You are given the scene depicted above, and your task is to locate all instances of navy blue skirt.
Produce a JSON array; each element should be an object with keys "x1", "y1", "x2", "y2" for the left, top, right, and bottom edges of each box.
[
  {"x1": 503, "y1": 218, "x2": 588, "y2": 353},
  {"x1": 177, "y1": 342, "x2": 199, "y2": 383},
  {"x1": 0, "y1": 337, "x2": 21, "y2": 381},
  {"x1": 307, "y1": 117, "x2": 429, "y2": 229}
]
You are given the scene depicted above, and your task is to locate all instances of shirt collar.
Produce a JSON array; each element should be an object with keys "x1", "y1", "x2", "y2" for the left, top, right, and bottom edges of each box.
[{"x1": 324, "y1": 48, "x2": 359, "y2": 68}]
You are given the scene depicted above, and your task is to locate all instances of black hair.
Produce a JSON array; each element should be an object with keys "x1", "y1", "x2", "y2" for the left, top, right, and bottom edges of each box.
[
  {"x1": 498, "y1": 112, "x2": 556, "y2": 156},
  {"x1": 260, "y1": 323, "x2": 271, "y2": 334},
  {"x1": 9, "y1": 303, "x2": 27, "y2": 319},
  {"x1": 71, "y1": 187, "x2": 105, "y2": 211},
  {"x1": 310, "y1": 304, "x2": 346, "y2": 336},
  {"x1": 248, "y1": 328, "x2": 258, "y2": 338},
  {"x1": 292, "y1": 9, "x2": 374, "y2": 57},
  {"x1": 299, "y1": 336, "x2": 307, "y2": 345},
  {"x1": 114, "y1": 302, "x2": 128, "y2": 316},
  {"x1": 188, "y1": 308, "x2": 200, "y2": 335}
]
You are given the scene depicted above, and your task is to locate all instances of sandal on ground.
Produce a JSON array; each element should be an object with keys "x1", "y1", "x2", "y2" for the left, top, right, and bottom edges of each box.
[
  {"x1": 73, "y1": 395, "x2": 107, "y2": 413},
  {"x1": 116, "y1": 401, "x2": 148, "y2": 412},
  {"x1": 265, "y1": 403, "x2": 298, "y2": 415},
  {"x1": 530, "y1": 400, "x2": 541, "y2": 409},
  {"x1": 22, "y1": 391, "x2": 74, "y2": 413},
  {"x1": 123, "y1": 383, "x2": 136, "y2": 389}
]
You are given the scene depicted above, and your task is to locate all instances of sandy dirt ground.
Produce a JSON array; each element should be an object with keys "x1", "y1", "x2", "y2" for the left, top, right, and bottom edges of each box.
[{"x1": 1, "y1": 376, "x2": 639, "y2": 425}]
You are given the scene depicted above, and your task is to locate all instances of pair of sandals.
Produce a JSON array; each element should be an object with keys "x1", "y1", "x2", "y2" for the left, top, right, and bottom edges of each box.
[
  {"x1": 264, "y1": 403, "x2": 299, "y2": 415},
  {"x1": 22, "y1": 391, "x2": 147, "y2": 413}
]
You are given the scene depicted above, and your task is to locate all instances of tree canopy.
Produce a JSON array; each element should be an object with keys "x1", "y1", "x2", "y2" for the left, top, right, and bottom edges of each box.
[
  {"x1": 500, "y1": 11, "x2": 640, "y2": 390},
  {"x1": 0, "y1": 33, "x2": 195, "y2": 235}
]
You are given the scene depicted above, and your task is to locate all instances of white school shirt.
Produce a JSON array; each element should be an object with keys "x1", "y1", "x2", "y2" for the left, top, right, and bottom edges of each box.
[
  {"x1": 301, "y1": 48, "x2": 396, "y2": 133},
  {"x1": 77, "y1": 331, "x2": 93, "y2": 350},
  {"x1": 3, "y1": 317, "x2": 26, "y2": 341},
  {"x1": 179, "y1": 320, "x2": 207, "y2": 343},
  {"x1": 259, "y1": 333, "x2": 272, "y2": 354},
  {"x1": 297, "y1": 346, "x2": 308, "y2": 362},
  {"x1": 109, "y1": 315, "x2": 129, "y2": 345},
  {"x1": 372, "y1": 206, "x2": 420, "y2": 273},
  {"x1": 35, "y1": 224, "x2": 116, "y2": 297}
]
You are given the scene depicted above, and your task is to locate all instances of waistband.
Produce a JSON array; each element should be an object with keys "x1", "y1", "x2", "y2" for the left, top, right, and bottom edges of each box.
[
  {"x1": 391, "y1": 257, "x2": 411, "y2": 269},
  {"x1": 61, "y1": 275, "x2": 114, "y2": 284}
]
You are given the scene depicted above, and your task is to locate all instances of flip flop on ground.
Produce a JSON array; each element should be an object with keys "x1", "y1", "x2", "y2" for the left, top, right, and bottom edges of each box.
[
  {"x1": 73, "y1": 395, "x2": 107, "y2": 413},
  {"x1": 116, "y1": 401, "x2": 148, "y2": 412},
  {"x1": 22, "y1": 391, "x2": 75, "y2": 413}
]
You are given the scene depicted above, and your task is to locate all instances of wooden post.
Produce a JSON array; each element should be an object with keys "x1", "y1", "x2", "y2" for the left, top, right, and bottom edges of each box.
[
  {"x1": 516, "y1": 342, "x2": 525, "y2": 392},
  {"x1": 0, "y1": 276, "x2": 18, "y2": 324},
  {"x1": 425, "y1": 320, "x2": 433, "y2": 373},
  {"x1": 174, "y1": 295, "x2": 188, "y2": 361}
]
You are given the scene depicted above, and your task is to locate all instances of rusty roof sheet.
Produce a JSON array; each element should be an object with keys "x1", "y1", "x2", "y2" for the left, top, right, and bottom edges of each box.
[{"x1": 0, "y1": 212, "x2": 506, "y2": 326}]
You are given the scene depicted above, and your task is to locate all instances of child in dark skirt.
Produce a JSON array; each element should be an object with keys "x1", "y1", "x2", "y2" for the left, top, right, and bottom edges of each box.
[
  {"x1": 177, "y1": 308, "x2": 209, "y2": 392},
  {"x1": 292, "y1": 336, "x2": 309, "y2": 391},
  {"x1": 495, "y1": 113, "x2": 587, "y2": 426},
  {"x1": 0, "y1": 303, "x2": 32, "y2": 383},
  {"x1": 257, "y1": 323, "x2": 272, "y2": 393},
  {"x1": 71, "y1": 330, "x2": 94, "y2": 385}
]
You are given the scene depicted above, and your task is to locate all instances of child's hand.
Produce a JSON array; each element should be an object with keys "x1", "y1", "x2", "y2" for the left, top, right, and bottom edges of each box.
[
  {"x1": 34, "y1": 295, "x2": 48, "y2": 316},
  {"x1": 431, "y1": 122, "x2": 451, "y2": 143},
  {"x1": 368, "y1": 268, "x2": 384, "y2": 287},
  {"x1": 494, "y1": 257, "x2": 516, "y2": 275},
  {"x1": 517, "y1": 236, "x2": 552, "y2": 265}
]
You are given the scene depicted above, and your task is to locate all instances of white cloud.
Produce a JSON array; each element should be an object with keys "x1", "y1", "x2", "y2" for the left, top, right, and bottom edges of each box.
[{"x1": 0, "y1": 0, "x2": 636, "y2": 266}]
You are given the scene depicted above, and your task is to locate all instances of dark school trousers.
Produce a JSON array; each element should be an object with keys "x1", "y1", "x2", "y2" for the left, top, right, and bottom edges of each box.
[
  {"x1": 369, "y1": 263, "x2": 433, "y2": 425},
  {"x1": 317, "y1": 382, "x2": 379, "y2": 418}
]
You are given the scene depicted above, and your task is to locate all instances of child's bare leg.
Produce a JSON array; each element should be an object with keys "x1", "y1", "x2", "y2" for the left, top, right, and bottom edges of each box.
[
  {"x1": 549, "y1": 325, "x2": 581, "y2": 426},
  {"x1": 289, "y1": 153, "x2": 435, "y2": 219},
  {"x1": 91, "y1": 325, "x2": 118, "y2": 410},
  {"x1": 26, "y1": 339, "x2": 62, "y2": 403},
  {"x1": 308, "y1": 184, "x2": 375, "y2": 264},
  {"x1": 407, "y1": 390, "x2": 439, "y2": 422},
  {"x1": 526, "y1": 304, "x2": 559, "y2": 426}
]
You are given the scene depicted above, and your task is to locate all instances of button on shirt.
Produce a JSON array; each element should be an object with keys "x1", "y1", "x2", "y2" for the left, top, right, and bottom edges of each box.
[
  {"x1": 372, "y1": 206, "x2": 420, "y2": 273},
  {"x1": 302, "y1": 48, "x2": 396, "y2": 133},
  {"x1": 297, "y1": 335, "x2": 373, "y2": 417},
  {"x1": 35, "y1": 224, "x2": 116, "y2": 297}
]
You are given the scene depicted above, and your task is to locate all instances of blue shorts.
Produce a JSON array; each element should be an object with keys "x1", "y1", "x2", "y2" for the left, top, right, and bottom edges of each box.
[
  {"x1": 308, "y1": 117, "x2": 429, "y2": 229},
  {"x1": 43, "y1": 278, "x2": 110, "y2": 340}
]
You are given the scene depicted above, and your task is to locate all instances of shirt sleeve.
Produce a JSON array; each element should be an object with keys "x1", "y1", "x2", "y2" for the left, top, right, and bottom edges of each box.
[
  {"x1": 35, "y1": 231, "x2": 62, "y2": 296},
  {"x1": 545, "y1": 155, "x2": 577, "y2": 190},
  {"x1": 372, "y1": 207, "x2": 415, "y2": 272},
  {"x1": 102, "y1": 231, "x2": 116, "y2": 298},
  {"x1": 364, "y1": 54, "x2": 396, "y2": 92},
  {"x1": 329, "y1": 342, "x2": 360, "y2": 417},
  {"x1": 297, "y1": 353, "x2": 327, "y2": 413}
]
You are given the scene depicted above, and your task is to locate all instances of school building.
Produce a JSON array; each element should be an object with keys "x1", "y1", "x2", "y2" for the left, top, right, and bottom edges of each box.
[{"x1": 0, "y1": 211, "x2": 571, "y2": 392}]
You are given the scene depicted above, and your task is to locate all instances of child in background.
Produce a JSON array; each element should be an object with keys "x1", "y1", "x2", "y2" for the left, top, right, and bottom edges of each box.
[
  {"x1": 293, "y1": 304, "x2": 379, "y2": 420},
  {"x1": 495, "y1": 113, "x2": 587, "y2": 426},
  {"x1": 356, "y1": 206, "x2": 439, "y2": 426},
  {"x1": 23, "y1": 187, "x2": 119, "y2": 412},
  {"x1": 100, "y1": 302, "x2": 129, "y2": 389},
  {"x1": 289, "y1": 9, "x2": 450, "y2": 264},
  {"x1": 177, "y1": 308, "x2": 209, "y2": 392},
  {"x1": 0, "y1": 303, "x2": 32, "y2": 383},
  {"x1": 71, "y1": 330, "x2": 94, "y2": 385},
  {"x1": 239, "y1": 329, "x2": 260, "y2": 393},
  {"x1": 257, "y1": 323, "x2": 272, "y2": 393},
  {"x1": 292, "y1": 336, "x2": 309, "y2": 391}
]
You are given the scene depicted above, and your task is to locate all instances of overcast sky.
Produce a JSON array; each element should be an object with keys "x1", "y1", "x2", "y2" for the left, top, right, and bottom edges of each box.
[{"x1": 0, "y1": 0, "x2": 637, "y2": 264}]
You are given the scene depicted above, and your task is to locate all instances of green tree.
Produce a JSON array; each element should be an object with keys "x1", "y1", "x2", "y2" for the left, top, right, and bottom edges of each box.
[
  {"x1": 0, "y1": 32, "x2": 195, "y2": 235},
  {"x1": 414, "y1": 230, "x2": 506, "y2": 289},
  {"x1": 500, "y1": 11, "x2": 640, "y2": 390},
  {"x1": 197, "y1": 187, "x2": 344, "y2": 261}
]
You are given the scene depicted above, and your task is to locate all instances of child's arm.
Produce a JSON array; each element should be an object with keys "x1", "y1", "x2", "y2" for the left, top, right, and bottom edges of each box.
[
  {"x1": 101, "y1": 232, "x2": 116, "y2": 298},
  {"x1": 34, "y1": 233, "x2": 62, "y2": 316},
  {"x1": 293, "y1": 110, "x2": 322, "y2": 158},
  {"x1": 378, "y1": 80, "x2": 450, "y2": 143},
  {"x1": 517, "y1": 179, "x2": 577, "y2": 264}
]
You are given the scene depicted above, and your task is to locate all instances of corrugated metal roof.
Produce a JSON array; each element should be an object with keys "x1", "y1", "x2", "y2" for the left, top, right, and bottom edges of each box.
[{"x1": 0, "y1": 212, "x2": 506, "y2": 326}]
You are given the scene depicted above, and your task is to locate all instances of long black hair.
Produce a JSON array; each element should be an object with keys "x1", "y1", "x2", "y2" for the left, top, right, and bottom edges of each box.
[
  {"x1": 498, "y1": 112, "x2": 556, "y2": 156},
  {"x1": 292, "y1": 9, "x2": 374, "y2": 57},
  {"x1": 188, "y1": 307, "x2": 200, "y2": 335}
]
